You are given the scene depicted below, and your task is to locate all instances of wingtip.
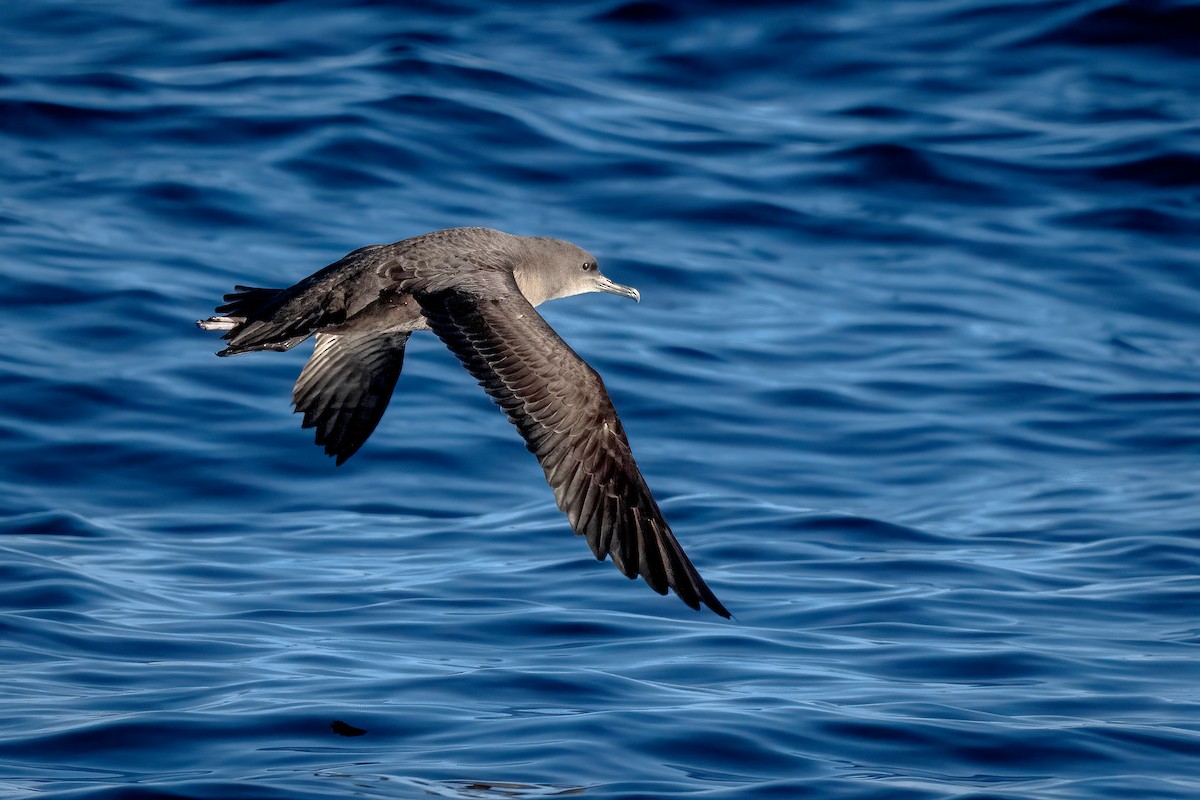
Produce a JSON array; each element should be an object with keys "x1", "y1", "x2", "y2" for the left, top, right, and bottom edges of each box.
[
  {"x1": 683, "y1": 586, "x2": 731, "y2": 619},
  {"x1": 695, "y1": 579, "x2": 731, "y2": 619},
  {"x1": 707, "y1": 598, "x2": 733, "y2": 620}
]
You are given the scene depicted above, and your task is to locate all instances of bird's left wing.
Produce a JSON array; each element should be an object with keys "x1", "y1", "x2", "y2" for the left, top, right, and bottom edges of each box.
[{"x1": 409, "y1": 270, "x2": 729, "y2": 618}]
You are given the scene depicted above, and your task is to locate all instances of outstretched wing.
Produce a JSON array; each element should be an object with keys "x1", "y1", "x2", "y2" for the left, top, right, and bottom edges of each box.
[
  {"x1": 292, "y1": 331, "x2": 410, "y2": 465},
  {"x1": 412, "y1": 271, "x2": 728, "y2": 617}
]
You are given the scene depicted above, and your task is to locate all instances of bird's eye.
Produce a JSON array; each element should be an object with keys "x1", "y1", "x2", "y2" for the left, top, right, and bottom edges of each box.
[{"x1": 581, "y1": 262, "x2": 595, "y2": 272}]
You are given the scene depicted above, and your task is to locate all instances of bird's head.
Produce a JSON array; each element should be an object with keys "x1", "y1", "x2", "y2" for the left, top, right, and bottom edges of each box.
[{"x1": 515, "y1": 236, "x2": 640, "y2": 307}]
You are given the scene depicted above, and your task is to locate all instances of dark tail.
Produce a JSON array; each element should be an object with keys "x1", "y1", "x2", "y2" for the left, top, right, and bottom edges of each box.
[{"x1": 196, "y1": 285, "x2": 308, "y2": 356}]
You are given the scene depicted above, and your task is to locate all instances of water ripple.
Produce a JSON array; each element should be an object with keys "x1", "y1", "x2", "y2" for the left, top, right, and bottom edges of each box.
[{"x1": 2, "y1": 0, "x2": 1199, "y2": 797}]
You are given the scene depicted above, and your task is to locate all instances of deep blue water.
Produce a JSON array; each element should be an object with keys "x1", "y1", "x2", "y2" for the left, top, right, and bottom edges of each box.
[{"x1": 3, "y1": 1, "x2": 1200, "y2": 797}]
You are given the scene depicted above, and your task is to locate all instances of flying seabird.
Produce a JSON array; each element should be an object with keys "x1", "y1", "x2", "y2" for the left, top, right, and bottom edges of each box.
[{"x1": 198, "y1": 227, "x2": 729, "y2": 618}]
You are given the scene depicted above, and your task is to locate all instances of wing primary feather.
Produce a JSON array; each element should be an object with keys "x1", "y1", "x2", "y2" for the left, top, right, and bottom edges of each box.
[{"x1": 635, "y1": 510, "x2": 668, "y2": 596}]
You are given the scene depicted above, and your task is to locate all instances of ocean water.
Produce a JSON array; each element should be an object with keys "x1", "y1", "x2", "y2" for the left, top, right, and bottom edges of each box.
[{"x1": 2, "y1": 1, "x2": 1199, "y2": 797}]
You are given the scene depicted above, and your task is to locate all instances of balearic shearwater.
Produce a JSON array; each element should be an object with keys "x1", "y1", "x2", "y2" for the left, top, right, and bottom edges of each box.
[{"x1": 198, "y1": 227, "x2": 728, "y2": 618}]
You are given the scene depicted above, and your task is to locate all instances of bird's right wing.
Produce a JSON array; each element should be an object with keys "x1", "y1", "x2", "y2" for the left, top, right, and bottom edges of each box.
[
  {"x1": 292, "y1": 331, "x2": 410, "y2": 465},
  {"x1": 411, "y1": 271, "x2": 729, "y2": 618}
]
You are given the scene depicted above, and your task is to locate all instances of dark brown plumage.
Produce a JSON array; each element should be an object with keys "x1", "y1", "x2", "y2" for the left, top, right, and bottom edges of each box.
[
  {"x1": 198, "y1": 227, "x2": 728, "y2": 618},
  {"x1": 292, "y1": 331, "x2": 410, "y2": 465}
]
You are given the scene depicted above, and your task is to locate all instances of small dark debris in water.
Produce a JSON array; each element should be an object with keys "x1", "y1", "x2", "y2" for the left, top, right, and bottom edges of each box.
[{"x1": 330, "y1": 720, "x2": 367, "y2": 737}]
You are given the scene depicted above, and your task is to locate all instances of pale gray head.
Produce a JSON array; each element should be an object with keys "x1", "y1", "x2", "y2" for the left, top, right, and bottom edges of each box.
[{"x1": 513, "y1": 236, "x2": 640, "y2": 307}]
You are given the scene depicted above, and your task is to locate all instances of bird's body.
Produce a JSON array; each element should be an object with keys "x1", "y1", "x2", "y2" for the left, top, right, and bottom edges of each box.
[{"x1": 199, "y1": 227, "x2": 728, "y2": 618}]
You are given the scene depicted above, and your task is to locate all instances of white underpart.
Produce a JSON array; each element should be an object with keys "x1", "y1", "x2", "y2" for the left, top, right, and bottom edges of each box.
[{"x1": 197, "y1": 316, "x2": 239, "y2": 331}]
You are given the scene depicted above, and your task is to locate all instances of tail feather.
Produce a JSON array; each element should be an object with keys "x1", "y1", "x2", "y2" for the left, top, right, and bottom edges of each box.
[
  {"x1": 217, "y1": 285, "x2": 282, "y2": 317},
  {"x1": 197, "y1": 285, "x2": 309, "y2": 356}
]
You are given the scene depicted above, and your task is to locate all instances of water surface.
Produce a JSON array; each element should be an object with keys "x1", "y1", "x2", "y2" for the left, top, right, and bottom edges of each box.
[{"x1": 2, "y1": 1, "x2": 1199, "y2": 798}]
